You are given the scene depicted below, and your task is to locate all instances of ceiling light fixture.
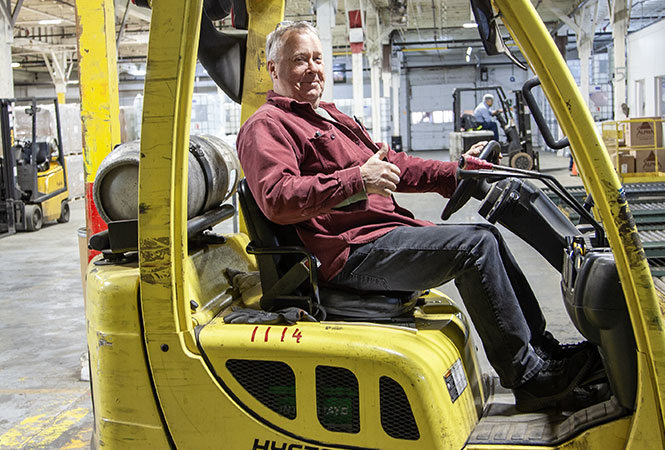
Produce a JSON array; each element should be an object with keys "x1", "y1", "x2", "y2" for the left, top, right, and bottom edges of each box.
[
  {"x1": 11, "y1": 62, "x2": 20, "y2": 68},
  {"x1": 462, "y1": 22, "x2": 478, "y2": 28},
  {"x1": 38, "y1": 19, "x2": 62, "y2": 25}
]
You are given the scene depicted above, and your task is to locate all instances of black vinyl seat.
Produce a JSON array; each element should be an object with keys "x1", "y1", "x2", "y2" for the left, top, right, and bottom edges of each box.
[{"x1": 237, "y1": 178, "x2": 419, "y2": 321}]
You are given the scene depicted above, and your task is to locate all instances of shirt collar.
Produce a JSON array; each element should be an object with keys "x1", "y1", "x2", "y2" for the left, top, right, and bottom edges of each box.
[{"x1": 266, "y1": 90, "x2": 334, "y2": 113}]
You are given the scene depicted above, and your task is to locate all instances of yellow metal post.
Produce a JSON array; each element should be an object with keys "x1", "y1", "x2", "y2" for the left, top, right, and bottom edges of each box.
[
  {"x1": 74, "y1": 0, "x2": 121, "y2": 254},
  {"x1": 237, "y1": 0, "x2": 285, "y2": 233},
  {"x1": 239, "y1": 1, "x2": 285, "y2": 125}
]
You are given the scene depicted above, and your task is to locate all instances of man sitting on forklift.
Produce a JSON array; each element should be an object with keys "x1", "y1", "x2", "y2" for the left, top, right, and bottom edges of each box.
[
  {"x1": 473, "y1": 93, "x2": 502, "y2": 141},
  {"x1": 236, "y1": 21, "x2": 597, "y2": 412}
]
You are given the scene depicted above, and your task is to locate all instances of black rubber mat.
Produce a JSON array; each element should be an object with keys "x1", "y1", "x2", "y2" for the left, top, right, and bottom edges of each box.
[{"x1": 467, "y1": 378, "x2": 629, "y2": 446}]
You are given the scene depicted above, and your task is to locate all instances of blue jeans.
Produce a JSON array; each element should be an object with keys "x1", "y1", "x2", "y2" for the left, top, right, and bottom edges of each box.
[
  {"x1": 330, "y1": 224, "x2": 546, "y2": 388},
  {"x1": 477, "y1": 121, "x2": 499, "y2": 141}
]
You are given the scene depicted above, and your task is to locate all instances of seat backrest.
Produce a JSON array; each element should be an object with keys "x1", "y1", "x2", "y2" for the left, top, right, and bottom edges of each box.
[
  {"x1": 34, "y1": 142, "x2": 50, "y2": 165},
  {"x1": 562, "y1": 250, "x2": 637, "y2": 409},
  {"x1": 237, "y1": 178, "x2": 419, "y2": 321},
  {"x1": 237, "y1": 178, "x2": 304, "y2": 289},
  {"x1": 460, "y1": 113, "x2": 478, "y2": 130}
]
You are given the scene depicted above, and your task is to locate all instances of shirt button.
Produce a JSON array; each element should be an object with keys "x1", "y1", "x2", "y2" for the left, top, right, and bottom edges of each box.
[{"x1": 331, "y1": 134, "x2": 336, "y2": 140}]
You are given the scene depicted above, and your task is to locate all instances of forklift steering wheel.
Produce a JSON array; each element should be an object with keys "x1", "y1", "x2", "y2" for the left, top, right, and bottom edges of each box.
[{"x1": 441, "y1": 140, "x2": 501, "y2": 220}]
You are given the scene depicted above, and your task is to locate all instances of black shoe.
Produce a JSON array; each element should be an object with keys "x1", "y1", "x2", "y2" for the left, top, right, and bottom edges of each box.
[
  {"x1": 536, "y1": 333, "x2": 607, "y2": 385},
  {"x1": 513, "y1": 348, "x2": 595, "y2": 412},
  {"x1": 558, "y1": 382, "x2": 613, "y2": 412},
  {"x1": 534, "y1": 331, "x2": 594, "y2": 360}
]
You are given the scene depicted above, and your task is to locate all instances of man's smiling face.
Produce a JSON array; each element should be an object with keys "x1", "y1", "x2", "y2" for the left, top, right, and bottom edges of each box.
[{"x1": 269, "y1": 29, "x2": 325, "y2": 108}]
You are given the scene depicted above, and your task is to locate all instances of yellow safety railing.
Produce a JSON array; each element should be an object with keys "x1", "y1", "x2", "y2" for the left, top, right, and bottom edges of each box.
[{"x1": 601, "y1": 117, "x2": 665, "y2": 183}]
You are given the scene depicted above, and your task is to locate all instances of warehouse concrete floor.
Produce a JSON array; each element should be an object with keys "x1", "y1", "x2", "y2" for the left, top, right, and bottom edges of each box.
[{"x1": 0, "y1": 150, "x2": 584, "y2": 449}]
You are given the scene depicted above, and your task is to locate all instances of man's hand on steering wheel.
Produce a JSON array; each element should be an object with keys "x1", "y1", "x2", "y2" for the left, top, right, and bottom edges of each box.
[
  {"x1": 441, "y1": 140, "x2": 502, "y2": 220},
  {"x1": 464, "y1": 141, "x2": 502, "y2": 162}
]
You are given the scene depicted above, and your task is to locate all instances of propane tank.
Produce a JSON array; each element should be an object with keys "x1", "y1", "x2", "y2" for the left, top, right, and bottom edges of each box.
[{"x1": 93, "y1": 135, "x2": 240, "y2": 223}]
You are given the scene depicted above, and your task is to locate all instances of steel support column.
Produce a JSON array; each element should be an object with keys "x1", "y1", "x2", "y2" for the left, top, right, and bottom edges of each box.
[
  {"x1": 74, "y1": 0, "x2": 121, "y2": 258},
  {"x1": 352, "y1": 52, "x2": 364, "y2": 120},
  {"x1": 369, "y1": 52, "x2": 381, "y2": 141},
  {"x1": 42, "y1": 51, "x2": 71, "y2": 104},
  {"x1": 315, "y1": 0, "x2": 336, "y2": 102},
  {"x1": 0, "y1": 9, "x2": 14, "y2": 98},
  {"x1": 347, "y1": 6, "x2": 365, "y2": 121},
  {"x1": 612, "y1": 0, "x2": 630, "y2": 119},
  {"x1": 573, "y1": 0, "x2": 599, "y2": 108},
  {"x1": 392, "y1": 64, "x2": 400, "y2": 137},
  {"x1": 543, "y1": 0, "x2": 598, "y2": 108}
]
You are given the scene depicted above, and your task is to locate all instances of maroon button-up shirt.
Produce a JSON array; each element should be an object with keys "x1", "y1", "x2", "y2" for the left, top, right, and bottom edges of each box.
[{"x1": 237, "y1": 91, "x2": 459, "y2": 281}]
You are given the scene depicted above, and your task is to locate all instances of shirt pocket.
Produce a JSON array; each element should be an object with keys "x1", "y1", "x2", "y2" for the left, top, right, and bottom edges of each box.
[{"x1": 307, "y1": 129, "x2": 356, "y2": 172}]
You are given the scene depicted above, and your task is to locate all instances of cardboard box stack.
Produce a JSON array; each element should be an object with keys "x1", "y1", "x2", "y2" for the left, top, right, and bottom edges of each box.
[
  {"x1": 601, "y1": 122, "x2": 635, "y2": 174},
  {"x1": 617, "y1": 153, "x2": 636, "y2": 174},
  {"x1": 621, "y1": 118, "x2": 664, "y2": 173}
]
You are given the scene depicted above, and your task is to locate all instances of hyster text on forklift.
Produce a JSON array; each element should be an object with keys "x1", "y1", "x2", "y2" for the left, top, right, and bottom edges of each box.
[
  {"x1": 0, "y1": 97, "x2": 70, "y2": 236},
  {"x1": 84, "y1": 0, "x2": 665, "y2": 448}
]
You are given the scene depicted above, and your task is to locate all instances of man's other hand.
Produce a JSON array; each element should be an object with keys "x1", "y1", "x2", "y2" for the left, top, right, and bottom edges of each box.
[{"x1": 360, "y1": 144, "x2": 401, "y2": 196}]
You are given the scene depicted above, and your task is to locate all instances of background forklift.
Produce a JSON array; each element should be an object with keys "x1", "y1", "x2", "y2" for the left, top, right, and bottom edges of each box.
[
  {"x1": 0, "y1": 97, "x2": 69, "y2": 235},
  {"x1": 84, "y1": 0, "x2": 665, "y2": 448},
  {"x1": 453, "y1": 86, "x2": 538, "y2": 170}
]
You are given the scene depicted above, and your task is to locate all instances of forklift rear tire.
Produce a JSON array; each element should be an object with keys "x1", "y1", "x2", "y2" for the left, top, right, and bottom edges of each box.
[
  {"x1": 510, "y1": 152, "x2": 534, "y2": 170},
  {"x1": 25, "y1": 204, "x2": 43, "y2": 231},
  {"x1": 57, "y1": 201, "x2": 70, "y2": 223}
]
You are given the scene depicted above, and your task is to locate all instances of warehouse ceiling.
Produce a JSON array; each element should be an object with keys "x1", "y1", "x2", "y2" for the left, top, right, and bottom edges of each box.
[{"x1": 6, "y1": 0, "x2": 665, "y2": 78}]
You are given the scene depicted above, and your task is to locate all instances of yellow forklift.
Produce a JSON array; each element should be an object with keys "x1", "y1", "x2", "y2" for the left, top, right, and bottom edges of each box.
[
  {"x1": 85, "y1": 0, "x2": 665, "y2": 448},
  {"x1": 0, "y1": 97, "x2": 69, "y2": 235},
  {"x1": 452, "y1": 86, "x2": 539, "y2": 170}
]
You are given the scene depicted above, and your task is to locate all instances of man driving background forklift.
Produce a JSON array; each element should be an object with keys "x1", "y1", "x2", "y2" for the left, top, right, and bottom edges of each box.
[
  {"x1": 236, "y1": 21, "x2": 598, "y2": 413},
  {"x1": 473, "y1": 93, "x2": 502, "y2": 141}
]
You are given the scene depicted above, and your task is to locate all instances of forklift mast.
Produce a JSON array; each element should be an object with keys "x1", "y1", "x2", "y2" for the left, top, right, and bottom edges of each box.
[
  {"x1": 0, "y1": 99, "x2": 18, "y2": 236},
  {"x1": 513, "y1": 89, "x2": 533, "y2": 156},
  {"x1": 452, "y1": 86, "x2": 538, "y2": 169},
  {"x1": 452, "y1": 85, "x2": 513, "y2": 133},
  {"x1": 12, "y1": 98, "x2": 67, "y2": 204}
]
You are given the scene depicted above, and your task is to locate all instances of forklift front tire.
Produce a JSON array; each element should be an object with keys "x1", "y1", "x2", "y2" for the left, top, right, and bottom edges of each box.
[
  {"x1": 25, "y1": 204, "x2": 43, "y2": 231},
  {"x1": 57, "y1": 201, "x2": 70, "y2": 223},
  {"x1": 510, "y1": 151, "x2": 534, "y2": 170}
]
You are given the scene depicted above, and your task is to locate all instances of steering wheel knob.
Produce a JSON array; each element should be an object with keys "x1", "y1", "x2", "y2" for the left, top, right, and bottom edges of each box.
[{"x1": 459, "y1": 155, "x2": 495, "y2": 171}]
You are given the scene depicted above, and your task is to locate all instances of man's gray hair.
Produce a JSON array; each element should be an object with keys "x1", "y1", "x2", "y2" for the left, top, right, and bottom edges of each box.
[{"x1": 265, "y1": 21, "x2": 319, "y2": 63}]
